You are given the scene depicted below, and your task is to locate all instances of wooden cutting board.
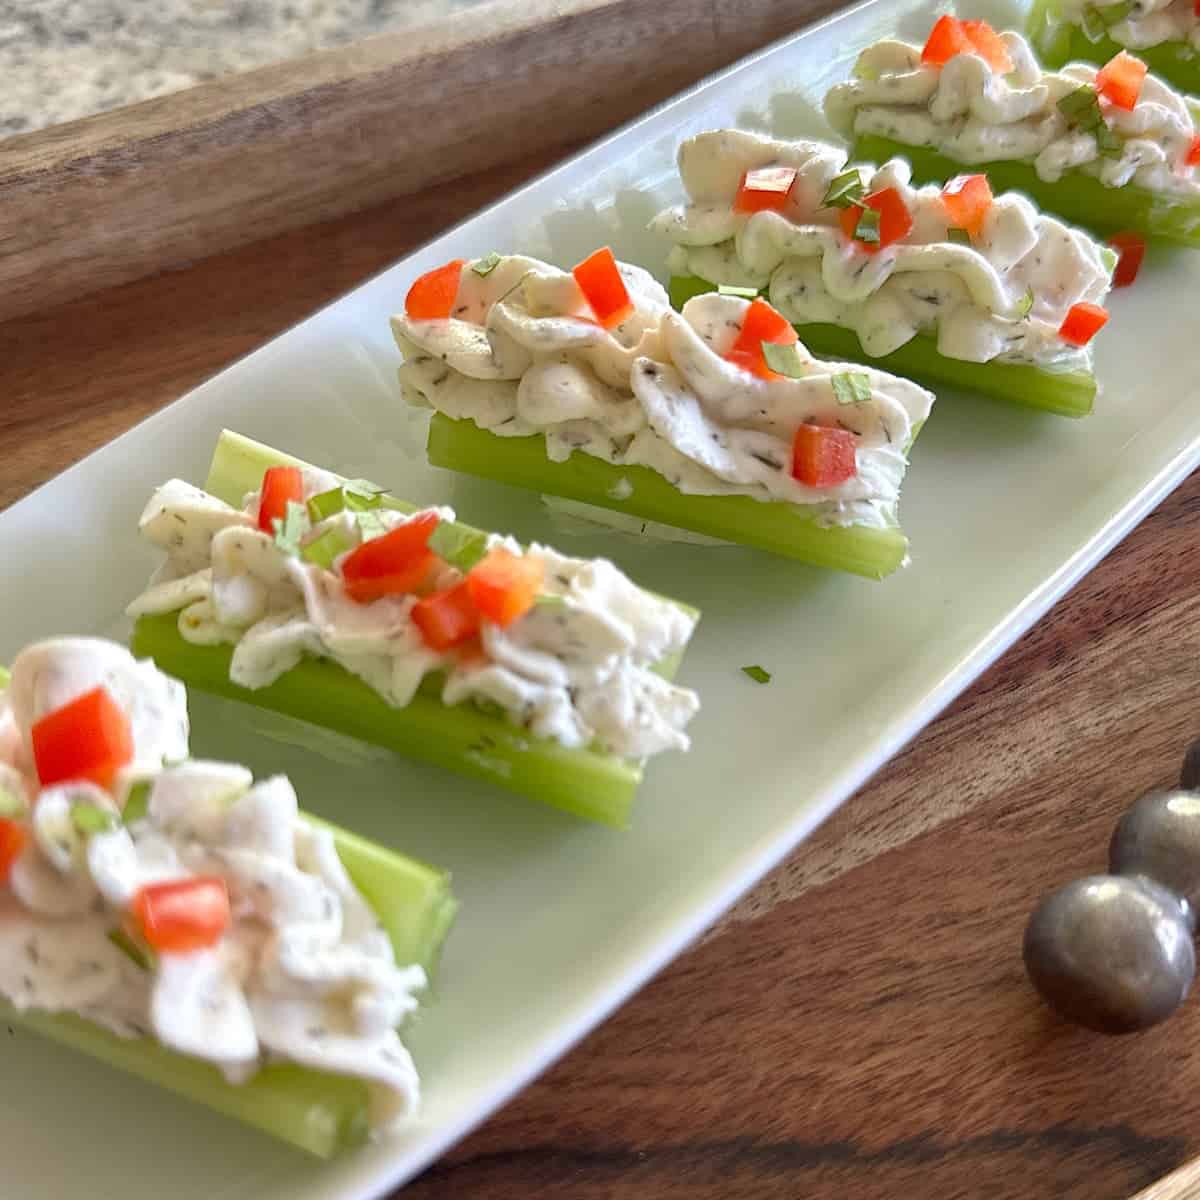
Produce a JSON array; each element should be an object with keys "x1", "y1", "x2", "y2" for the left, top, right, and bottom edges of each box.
[{"x1": 3, "y1": 3, "x2": 1200, "y2": 1198}]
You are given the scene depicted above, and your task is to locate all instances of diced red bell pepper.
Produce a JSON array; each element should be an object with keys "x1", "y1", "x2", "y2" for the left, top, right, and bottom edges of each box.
[
  {"x1": 32, "y1": 687, "x2": 133, "y2": 790},
  {"x1": 0, "y1": 819, "x2": 27, "y2": 883},
  {"x1": 132, "y1": 877, "x2": 231, "y2": 954},
  {"x1": 572, "y1": 247, "x2": 634, "y2": 329},
  {"x1": 791, "y1": 424, "x2": 858, "y2": 488},
  {"x1": 838, "y1": 205, "x2": 865, "y2": 243},
  {"x1": 725, "y1": 297, "x2": 799, "y2": 378},
  {"x1": 865, "y1": 187, "x2": 913, "y2": 248},
  {"x1": 922, "y1": 16, "x2": 1011, "y2": 71},
  {"x1": 1186, "y1": 135, "x2": 1200, "y2": 168},
  {"x1": 1095, "y1": 50, "x2": 1147, "y2": 111},
  {"x1": 411, "y1": 580, "x2": 481, "y2": 651},
  {"x1": 1108, "y1": 232, "x2": 1146, "y2": 287},
  {"x1": 961, "y1": 20, "x2": 1013, "y2": 73},
  {"x1": 1058, "y1": 302, "x2": 1110, "y2": 345},
  {"x1": 341, "y1": 511, "x2": 441, "y2": 604},
  {"x1": 733, "y1": 166, "x2": 799, "y2": 214},
  {"x1": 466, "y1": 548, "x2": 544, "y2": 628},
  {"x1": 922, "y1": 15, "x2": 973, "y2": 66},
  {"x1": 405, "y1": 260, "x2": 465, "y2": 321},
  {"x1": 257, "y1": 465, "x2": 304, "y2": 535},
  {"x1": 940, "y1": 173, "x2": 993, "y2": 238},
  {"x1": 839, "y1": 187, "x2": 913, "y2": 252}
]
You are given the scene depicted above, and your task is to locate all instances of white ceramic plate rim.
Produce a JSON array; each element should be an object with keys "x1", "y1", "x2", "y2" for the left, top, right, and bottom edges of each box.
[{"x1": 7, "y1": 1, "x2": 1200, "y2": 1194}]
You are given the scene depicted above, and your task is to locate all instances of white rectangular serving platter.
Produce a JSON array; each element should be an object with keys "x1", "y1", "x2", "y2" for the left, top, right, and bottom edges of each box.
[{"x1": 2, "y1": 0, "x2": 1199, "y2": 1195}]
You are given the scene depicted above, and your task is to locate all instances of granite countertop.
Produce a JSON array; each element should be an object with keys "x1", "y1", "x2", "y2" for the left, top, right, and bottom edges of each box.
[{"x1": 1, "y1": 0, "x2": 498, "y2": 137}]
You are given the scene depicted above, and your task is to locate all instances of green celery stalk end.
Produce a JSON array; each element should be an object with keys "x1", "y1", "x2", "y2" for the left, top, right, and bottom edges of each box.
[
  {"x1": 424, "y1": 415, "x2": 911, "y2": 579},
  {"x1": 2, "y1": 1002, "x2": 370, "y2": 1158}
]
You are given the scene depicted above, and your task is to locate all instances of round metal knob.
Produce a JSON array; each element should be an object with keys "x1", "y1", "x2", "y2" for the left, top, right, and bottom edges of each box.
[{"x1": 1023, "y1": 874, "x2": 1194, "y2": 1034}]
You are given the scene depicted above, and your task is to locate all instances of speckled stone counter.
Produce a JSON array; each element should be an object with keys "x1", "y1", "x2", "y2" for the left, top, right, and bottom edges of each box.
[{"x1": 0, "y1": 0, "x2": 498, "y2": 136}]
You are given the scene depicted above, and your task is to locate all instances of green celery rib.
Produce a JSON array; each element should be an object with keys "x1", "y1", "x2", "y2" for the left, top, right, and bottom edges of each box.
[
  {"x1": 425, "y1": 413, "x2": 910, "y2": 578},
  {"x1": 852, "y1": 133, "x2": 1200, "y2": 247},
  {"x1": 136, "y1": 428, "x2": 698, "y2": 827},
  {"x1": 0, "y1": 659, "x2": 457, "y2": 1156},
  {"x1": 132, "y1": 611, "x2": 645, "y2": 827},
  {"x1": 1028, "y1": 0, "x2": 1200, "y2": 95},
  {"x1": 3, "y1": 834, "x2": 451, "y2": 1157},
  {"x1": 669, "y1": 275, "x2": 1095, "y2": 418},
  {"x1": 0, "y1": 1005, "x2": 371, "y2": 1157}
]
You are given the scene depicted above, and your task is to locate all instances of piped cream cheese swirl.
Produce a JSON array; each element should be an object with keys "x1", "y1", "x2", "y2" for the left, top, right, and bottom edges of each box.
[
  {"x1": 824, "y1": 30, "x2": 1200, "y2": 196},
  {"x1": 393, "y1": 256, "x2": 933, "y2": 528},
  {"x1": 652, "y1": 128, "x2": 1112, "y2": 365}
]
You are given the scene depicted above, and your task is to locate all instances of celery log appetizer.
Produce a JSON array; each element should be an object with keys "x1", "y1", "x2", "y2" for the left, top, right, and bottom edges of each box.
[
  {"x1": 127, "y1": 431, "x2": 700, "y2": 829},
  {"x1": 0, "y1": 640, "x2": 456, "y2": 1157},
  {"x1": 1030, "y1": 0, "x2": 1200, "y2": 99},
  {"x1": 394, "y1": 252, "x2": 934, "y2": 578},
  {"x1": 824, "y1": 18, "x2": 1200, "y2": 246},
  {"x1": 655, "y1": 129, "x2": 1114, "y2": 418}
]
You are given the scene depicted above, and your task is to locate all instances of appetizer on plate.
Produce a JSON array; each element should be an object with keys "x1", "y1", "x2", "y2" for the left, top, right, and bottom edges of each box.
[
  {"x1": 128, "y1": 430, "x2": 699, "y2": 828},
  {"x1": 0, "y1": 637, "x2": 456, "y2": 1157},
  {"x1": 394, "y1": 252, "x2": 934, "y2": 578},
  {"x1": 823, "y1": 18, "x2": 1200, "y2": 245},
  {"x1": 655, "y1": 129, "x2": 1115, "y2": 417},
  {"x1": 1029, "y1": 0, "x2": 1200, "y2": 98}
]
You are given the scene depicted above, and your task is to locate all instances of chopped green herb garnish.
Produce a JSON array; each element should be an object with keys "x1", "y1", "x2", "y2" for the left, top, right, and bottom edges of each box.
[
  {"x1": 302, "y1": 525, "x2": 356, "y2": 570},
  {"x1": 1015, "y1": 286, "x2": 1035, "y2": 319},
  {"x1": 343, "y1": 489, "x2": 383, "y2": 514},
  {"x1": 72, "y1": 804, "x2": 118, "y2": 836},
  {"x1": 342, "y1": 478, "x2": 385, "y2": 507},
  {"x1": 1058, "y1": 86, "x2": 1100, "y2": 124},
  {"x1": 306, "y1": 486, "x2": 345, "y2": 523},
  {"x1": 427, "y1": 523, "x2": 489, "y2": 571},
  {"x1": 107, "y1": 927, "x2": 157, "y2": 972},
  {"x1": 354, "y1": 509, "x2": 389, "y2": 542},
  {"x1": 273, "y1": 501, "x2": 309, "y2": 557},
  {"x1": 122, "y1": 781, "x2": 151, "y2": 825},
  {"x1": 1057, "y1": 85, "x2": 1123, "y2": 159},
  {"x1": 717, "y1": 284, "x2": 760, "y2": 299},
  {"x1": 946, "y1": 227, "x2": 973, "y2": 246},
  {"x1": 852, "y1": 207, "x2": 881, "y2": 245},
  {"x1": 0, "y1": 786, "x2": 26, "y2": 820},
  {"x1": 821, "y1": 168, "x2": 866, "y2": 210},
  {"x1": 1100, "y1": 245, "x2": 1120, "y2": 276},
  {"x1": 831, "y1": 371, "x2": 873, "y2": 405},
  {"x1": 761, "y1": 340, "x2": 807, "y2": 378},
  {"x1": 471, "y1": 252, "x2": 503, "y2": 277},
  {"x1": 308, "y1": 481, "x2": 384, "y2": 522},
  {"x1": 741, "y1": 665, "x2": 772, "y2": 684}
]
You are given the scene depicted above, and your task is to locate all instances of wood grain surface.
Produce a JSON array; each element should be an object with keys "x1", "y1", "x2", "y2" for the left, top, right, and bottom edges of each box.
[
  {"x1": 0, "y1": 0, "x2": 846, "y2": 326},
  {"x1": 5, "y1": 151, "x2": 1200, "y2": 1200}
]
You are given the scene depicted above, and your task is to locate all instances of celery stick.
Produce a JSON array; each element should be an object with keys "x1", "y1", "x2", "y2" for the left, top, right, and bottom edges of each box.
[
  {"x1": 670, "y1": 276, "x2": 1095, "y2": 417},
  {"x1": 1028, "y1": 0, "x2": 1200, "y2": 96},
  {"x1": 159, "y1": 429, "x2": 698, "y2": 826},
  {"x1": 133, "y1": 611, "x2": 646, "y2": 828},
  {"x1": 1, "y1": 1004, "x2": 371, "y2": 1157},
  {"x1": 852, "y1": 133, "x2": 1200, "y2": 247},
  {"x1": 214, "y1": 431, "x2": 904, "y2": 577},
  {"x1": 424, "y1": 413, "x2": 910, "y2": 577},
  {"x1": 315, "y1": 818, "x2": 457, "y2": 978},
  {"x1": 0, "y1": 655, "x2": 456, "y2": 1155}
]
